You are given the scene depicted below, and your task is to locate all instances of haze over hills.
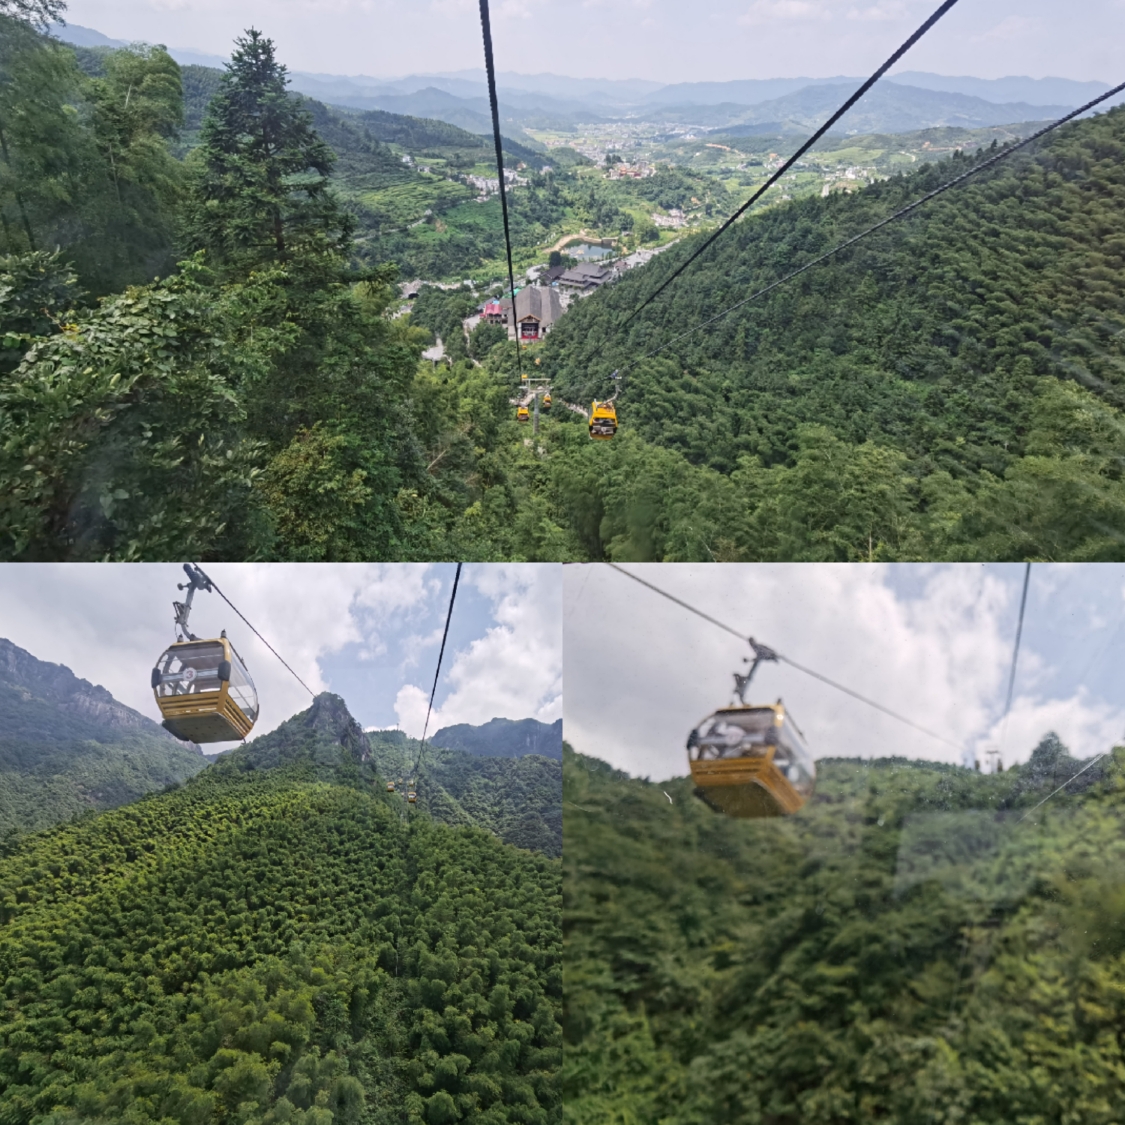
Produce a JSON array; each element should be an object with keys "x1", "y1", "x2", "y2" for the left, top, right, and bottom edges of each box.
[
  {"x1": 49, "y1": 23, "x2": 1117, "y2": 138},
  {"x1": 0, "y1": 637, "x2": 206, "y2": 836}
]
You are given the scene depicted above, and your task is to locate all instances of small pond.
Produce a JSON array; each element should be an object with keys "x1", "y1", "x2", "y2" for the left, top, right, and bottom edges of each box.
[{"x1": 569, "y1": 242, "x2": 613, "y2": 259}]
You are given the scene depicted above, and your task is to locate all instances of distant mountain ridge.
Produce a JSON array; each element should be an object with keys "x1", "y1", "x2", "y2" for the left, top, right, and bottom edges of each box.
[
  {"x1": 0, "y1": 637, "x2": 206, "y2": 836},
  {"x1": 431, "y1": 716, "x2": 563, "y2": 760},
  {"x1": 222, "y1": 694, "x2": 562, "y2": 855},
  {"x1": 47, "y1": 27, "x2": 1118, "y2": 138}
]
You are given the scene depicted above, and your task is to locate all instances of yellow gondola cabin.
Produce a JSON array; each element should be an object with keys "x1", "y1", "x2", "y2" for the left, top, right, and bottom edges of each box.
[
  {"x1": 687, "y1": 702, "x2": 815, "y2": 818},
  {"x1": 152, "y1": 635, "x2": 259, "y2": 743},
  {"x1": 517, "y1": 405, "x2": 530, "y2": 422},
  {"x1": 589, "y1": 400, "x2": 617, "y2": 440}
]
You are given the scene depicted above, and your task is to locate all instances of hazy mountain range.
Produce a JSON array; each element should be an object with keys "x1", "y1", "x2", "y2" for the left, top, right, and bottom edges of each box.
[{"x1": 52, "y1": 22, "x2": 1120, "y2": 138}]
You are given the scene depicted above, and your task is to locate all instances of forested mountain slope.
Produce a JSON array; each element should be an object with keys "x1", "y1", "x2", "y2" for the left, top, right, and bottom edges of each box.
[
  {"x1": 0, "y1": 637, "x2": 206, "y2": 836},
  {"x1": 0, "y1": 710, "x2": 561, "y2": 1124},
  {"x1": 364, "y1": 727, "x2": 562, "y2": 858},
  {"x1": 218, "y1": 696, "x2": 562, "y2": 857},
  {"x1": 541, "y1": 106, "x2": 1125, "y2": 561},
  {"x1": 562, "y1": 739, "x2": 1125, "y2": 1124},
  {"x1": 431, "y1": 718, "x2": 563, "y2": 761}
]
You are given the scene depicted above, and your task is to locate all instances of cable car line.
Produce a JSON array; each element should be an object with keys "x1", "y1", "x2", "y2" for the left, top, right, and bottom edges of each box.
[
  {"x1": 993, "y1": 562, "x2": 1031, "y2": 767},
  {"x1": 409, "y1": 563, "x2": 464, "y2": 787},
  {"x1": 1014, "y1": 751, "x2": 1110, "y2": 825},
  {"x1": 606, "y1": 562, "x2": 965, "y2": 754},
  {"x1": 478, "y1": 0, "x2": 525, "y2": 384},
  {"x1": 191, "y1": 564, "x2": 314, "y2": 697},
  {"x1": 617, "y1": 0, "x2": 963, "y2": 330},
  {"x1": 613, "y1": 79, "x2": 1125, "y2": 380}
]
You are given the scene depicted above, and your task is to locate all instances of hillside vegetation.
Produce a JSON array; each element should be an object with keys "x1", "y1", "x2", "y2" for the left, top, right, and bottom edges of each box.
[
  {"x1": 0, "y1": 637, "x2": 206, "y2": 836},
  {"x1": 0, "y1": 696, "x2": 561, "y2": 1125},
  {"x1": 221, "y1": 697, "x2": 562, "y2": 858},
  {"x1": 562, "y1": 739, "x2": 1125, "y2": 1124},
  {"x1": 535, "y1": 105, "x2": 1125, "y2": 560},
  {"x1": 4, "y1": 4, "x2": 1124, "y2": 561},
  {"x1": 431, "y1": 719, "x2": 563, "y2": 761}
]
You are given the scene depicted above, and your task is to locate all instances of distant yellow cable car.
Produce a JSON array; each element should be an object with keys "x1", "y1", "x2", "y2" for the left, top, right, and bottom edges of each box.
[
  {"x1": 407, "y1": 789, "x2": 418, "y2": 805},
  {"x1": 542, "y1": 393, "x2": 552, "y2": 411},
  {"x1": 589, "y1": 400, "x2": 617, "y2": 440},
  {"x1": 386, "y1": 780, "x2": 395, "y2": 792},
  {"x1": 685, "y1": 638, "x2": 815, "y2": 818},
  {"x1": 151, "y1": 565, "x2": 259, "y2": 744},
  {"x1": 517, "y1": 405, "x2": 530, "y2": 422}
]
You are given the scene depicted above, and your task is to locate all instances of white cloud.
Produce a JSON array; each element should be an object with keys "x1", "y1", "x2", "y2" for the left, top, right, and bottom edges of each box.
[
  {"x1": 394, "y1": 564, "x2": 562, "y2": 736},
  {"x1": 739, "y1": 0, "x2": 832, "y2": 26},
  {"x1": 971, "y1": 15, "x2": 1042, "y2": 43},
  {"x1": 0, "y1": 563, "x2": 561, "y2": 753}
]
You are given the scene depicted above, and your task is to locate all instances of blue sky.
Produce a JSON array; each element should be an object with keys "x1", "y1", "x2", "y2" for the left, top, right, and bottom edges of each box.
[
  {"x1": 565, "y1": 564, "x2": 1125, "y2": 780},
  {"x1": 58, "y1": 0, "x2": 1124, "y2": 85},
  {"x1": 0, "y1": 564, "x2": 562, "y2": 750}
]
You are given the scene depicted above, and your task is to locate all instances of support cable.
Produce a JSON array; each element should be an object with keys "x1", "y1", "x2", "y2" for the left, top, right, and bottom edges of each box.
[
  {"x1": 616, "y1": 80, "x2": 1125, "y2": 378},
  {"x1": 193, "y1": 564, "x2": 314, "y2": 696},
  {"x1": 618, "y1": 0, "x2": 963, "y2": 329},
  {"x1": 478, "y1": 0, "x2": 524, "y2": 379},
  {"x1": 412, "y1": 563, "x2": 463, "y2": 779},
  {"x1": 606, "y1": 563, "x2": 964, "y2": 754},
  {"x1": 994, "y1": 562, "x2": 1031, "y2": 765}
]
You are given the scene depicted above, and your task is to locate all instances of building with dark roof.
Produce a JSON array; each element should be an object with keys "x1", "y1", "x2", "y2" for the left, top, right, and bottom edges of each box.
[
  {"x1": 500, "y1": 287, "x2": 564, "y2": 340},
  {"x1": 558, "y1": 262, "x2": 613, "y2": 292}
]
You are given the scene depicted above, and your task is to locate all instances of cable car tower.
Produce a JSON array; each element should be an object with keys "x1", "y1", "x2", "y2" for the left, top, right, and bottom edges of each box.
[
  {"x1": 687, "y1": 638, "x2": 816, "y2": 818},
  {"x1": 151, "y1": 564, "x2": 260, "y2": 744}
]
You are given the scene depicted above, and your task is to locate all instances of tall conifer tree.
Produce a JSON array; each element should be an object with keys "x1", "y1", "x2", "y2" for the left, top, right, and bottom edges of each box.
[{"x1": 185, "y1": 29, "x2": 351, "y2": 272}]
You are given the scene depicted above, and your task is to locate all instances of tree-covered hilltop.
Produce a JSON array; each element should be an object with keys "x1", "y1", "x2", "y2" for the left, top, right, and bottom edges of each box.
[
  {"x1": 431, "y1": 719, "x2": 563, "y2": 761},
  {"x1": 211, "y1": 695, "x2": 562, "y2": 858},
  {"x1": 362, "y1": 728, "x2": 562, "y2": 859},
  {"x1": 534, "y1": 104, "x2": 1125, "y2": 561},
  {"x1": 0, "y1": 637, "x2": 206, "y2": 836},
  {"x1": 562, "y1": 738, "x2": 1125, "y2": 1124},
  {"x1": 0, "y1": 708, "x2": 561, "y2": 1124}
]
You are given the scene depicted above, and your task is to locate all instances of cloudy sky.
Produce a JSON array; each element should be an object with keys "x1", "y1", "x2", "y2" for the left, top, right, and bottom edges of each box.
[
  {"x1": 564, "y1": 564, "x2": 1125, "y2": 780},
  {"x1": 0, "y1": 563, "x2": 561, "y2": 750},
  {"x1": 60, "y1": 0, "x2": 1121, "y2": 85}
]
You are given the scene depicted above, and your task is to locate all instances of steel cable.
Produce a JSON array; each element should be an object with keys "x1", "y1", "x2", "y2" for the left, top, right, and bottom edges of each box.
[
  {"x1": 617, "y1": 79, "x2": 1125, "y2": 377},
  {"x1": 193, "y1": 564, "x2": 315, "y2": 696},
  {"x1": 478, "y1": 0, "x2": 524, "y2": 379},
  {"x1": 617, "y1": 0, "x2": 963, "y2": 329},
  {"x1": 606, "y1": 563, "x2": 964, "y2": 753},
  {"x1": 412, "y1": 563, "x2": 463, "y2": 780}
]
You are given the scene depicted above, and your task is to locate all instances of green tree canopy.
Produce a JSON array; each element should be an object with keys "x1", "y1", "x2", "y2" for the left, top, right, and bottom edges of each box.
[{"x1": 186, "y1": 28, "x2": 351, "y2": 273}]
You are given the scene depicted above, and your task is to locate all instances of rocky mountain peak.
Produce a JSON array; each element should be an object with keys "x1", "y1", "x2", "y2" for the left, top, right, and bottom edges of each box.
[{"x1": 0, "y1": 636, "x2": 190, "y2": 746}]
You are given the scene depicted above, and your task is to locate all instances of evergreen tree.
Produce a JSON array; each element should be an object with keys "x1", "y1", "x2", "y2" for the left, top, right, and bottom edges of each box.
[{"x1": 185, "y1": 29, "x2": 351, "y2": 273}]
